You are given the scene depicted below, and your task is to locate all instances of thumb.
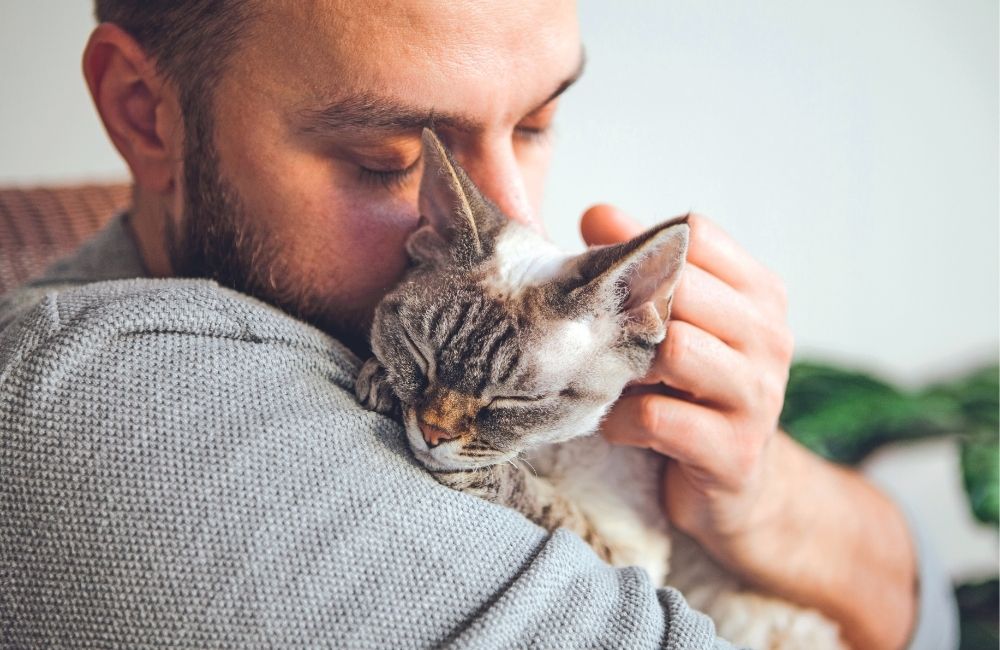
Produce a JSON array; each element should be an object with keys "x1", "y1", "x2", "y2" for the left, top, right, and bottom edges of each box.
[{"x1": 580, "y1": 203, "x2": 643, "y2": 247}]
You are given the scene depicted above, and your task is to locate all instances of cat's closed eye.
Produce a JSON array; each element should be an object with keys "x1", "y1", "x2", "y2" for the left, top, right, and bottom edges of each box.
[
  {"x1": 399, "y1": 324, "x2": 432, "y2": 377},
  {"x1": 486, "y1": 394, "x2": 549, "y2": 410}
]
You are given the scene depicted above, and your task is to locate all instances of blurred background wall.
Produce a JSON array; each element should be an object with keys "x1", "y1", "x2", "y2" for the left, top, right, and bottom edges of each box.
[{"x1": 1, "y1": 0, "x2": 996, "y2": 585}]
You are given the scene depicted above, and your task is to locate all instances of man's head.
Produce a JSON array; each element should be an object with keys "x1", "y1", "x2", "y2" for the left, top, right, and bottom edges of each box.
[{"x1": 84, "y1": 0, "x2": 582, "y2": 351}]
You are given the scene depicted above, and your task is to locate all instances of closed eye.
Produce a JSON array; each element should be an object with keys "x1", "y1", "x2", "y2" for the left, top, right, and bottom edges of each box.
[
  {"x1": 400, "y1": 325, "x2": 434, "y2": 380},
  {"x1": 486, "y1": 394, "x2": 548, "y2": 410}
]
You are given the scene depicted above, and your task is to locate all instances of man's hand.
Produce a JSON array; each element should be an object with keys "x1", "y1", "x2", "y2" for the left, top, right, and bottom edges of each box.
[
  {"x1": 582, "y1": 205, "x2": 792, "y2": 541},
  {"x1": 581, "y1": 204, "x2": 918, "y2": 650}
]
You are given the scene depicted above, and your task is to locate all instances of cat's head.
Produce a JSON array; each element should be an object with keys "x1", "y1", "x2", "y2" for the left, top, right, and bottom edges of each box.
[{"x1": 370, "y1": 129, "x2": 688, "y2": 471}]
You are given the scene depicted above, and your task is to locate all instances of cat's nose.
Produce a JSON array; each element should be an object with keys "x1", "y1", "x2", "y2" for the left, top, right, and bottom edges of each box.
[{"x1": 419, "y1": 421, "x2": 458, "y2": 448}]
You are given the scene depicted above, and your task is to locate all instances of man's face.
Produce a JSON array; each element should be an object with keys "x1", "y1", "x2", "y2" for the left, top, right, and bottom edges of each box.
[{"x1": 173, "y1": 0, "x2": 582, "y2": 350}]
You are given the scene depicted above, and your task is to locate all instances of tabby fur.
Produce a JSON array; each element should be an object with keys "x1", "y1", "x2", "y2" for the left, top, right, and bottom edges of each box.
[{"x1": 356, "y1": 129, "x2": 844, "y2": 650}]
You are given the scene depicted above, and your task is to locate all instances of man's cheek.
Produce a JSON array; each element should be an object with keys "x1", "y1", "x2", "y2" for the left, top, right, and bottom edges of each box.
[
  {"x1": 335, "y1": 185, "x2": 420, "y2": 243},
  {"x1": 301, "y1": 187, "x2": 416, "y2": 292}
]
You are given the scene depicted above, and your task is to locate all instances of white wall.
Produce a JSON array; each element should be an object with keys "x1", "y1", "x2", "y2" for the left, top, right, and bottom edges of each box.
[
  {"x1": 2, "y1": 1, "x2": 995, "y2": 381},
  {"x1": 542, "y1": 4, "x2": 999, "y2": 578},
  {"x1": 1, "y1": 2, "x2": 996, "y2": 577},
  {"x1": 546, "y1": 0, "x2": 998, "y2": 384},
  {"x1": 0, "y1": 2, "x2": 125, "y2": 183}
]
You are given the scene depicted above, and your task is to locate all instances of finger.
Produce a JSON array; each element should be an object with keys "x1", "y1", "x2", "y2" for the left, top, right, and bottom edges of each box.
[
  {"x1": 686, "y1": 213, "x2": 773, "y2": 294},
  {"x1": 582, "y1": 207, "x2": 787, "y2": 333},
  {"x1": 601, "y1": 392, "x2": 731, "y2": 477},
  {"x1": 580, "y1": 203, "x2": 642, "y2": 246},
  {"x1": 671, "y1": 263, "x2": 764, "y2": 350},
  {"x1": 642, "y1": 320, "x2": 751, "y2": 410}
]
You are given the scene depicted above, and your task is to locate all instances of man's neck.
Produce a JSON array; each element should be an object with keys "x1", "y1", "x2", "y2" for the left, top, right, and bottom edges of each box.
[{"x1": 127, "y1": 190, "x2": 175, "y2": 278}]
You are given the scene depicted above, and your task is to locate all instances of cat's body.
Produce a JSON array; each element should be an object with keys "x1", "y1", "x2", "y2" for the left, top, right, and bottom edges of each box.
[
  {"x1": 527, "y1": 436, "x2": 671, "y2": 583},
  {"x1": 357, "y1": 129, "x2": 844, "y2": 649},
  {"x1": 528, "y1": 438, "x2": 843, "y2": 648}
]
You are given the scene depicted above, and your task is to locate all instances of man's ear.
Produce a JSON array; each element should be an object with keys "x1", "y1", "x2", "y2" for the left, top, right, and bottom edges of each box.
[
  {"x1": 558, "y1": 215, "x2": 690, "y2": 327},
  {"x1": 82, "y1": 23, "x2": 183, "y2": 194}
]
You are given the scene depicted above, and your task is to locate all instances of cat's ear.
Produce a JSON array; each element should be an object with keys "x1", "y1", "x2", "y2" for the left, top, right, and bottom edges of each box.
[
  {"x1": 415, "y1": 128, "x2": 493, "y2": 267},
  {"x1": 405, "y1": 215, "x2": 450, "y2": 267},
  {"x1": 559, "y1": 216, "x2": 689, "y2": 334}
]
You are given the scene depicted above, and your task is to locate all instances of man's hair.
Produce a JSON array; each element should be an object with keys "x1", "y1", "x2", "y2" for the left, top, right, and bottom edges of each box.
[
  {"x1": 95, "y1": 1, "x2": 263, "y2": 306},
  {"x1": 93, "y1": 0, "x2": 253, "y2": 113}
]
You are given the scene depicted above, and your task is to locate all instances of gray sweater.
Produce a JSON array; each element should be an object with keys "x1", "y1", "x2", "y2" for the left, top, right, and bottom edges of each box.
[{"x1": 0, "y1": 216, "x2": 956, "y2": 649}]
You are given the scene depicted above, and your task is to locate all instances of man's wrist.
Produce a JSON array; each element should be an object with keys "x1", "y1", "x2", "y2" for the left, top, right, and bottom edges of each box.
[
  {"x1": 688, "y1": 431, "x2": 817, "y2": 580},
  {"x1": 687, "y1": 432, "x2": 917, "y2": 650}
]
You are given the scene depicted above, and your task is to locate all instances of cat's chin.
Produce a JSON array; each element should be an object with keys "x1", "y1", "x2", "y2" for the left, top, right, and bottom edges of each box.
[
  {"x1": 411, "y1": 449, "x2": 507, "y2": 472},
  {"x1": 408, "y1": 440, "x2": 515, "y2": 472}
]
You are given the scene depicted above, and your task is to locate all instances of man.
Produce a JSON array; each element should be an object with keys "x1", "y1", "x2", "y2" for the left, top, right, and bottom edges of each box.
[{"x1": 0, "y1": 1, "x2": 955, "y2": 648}]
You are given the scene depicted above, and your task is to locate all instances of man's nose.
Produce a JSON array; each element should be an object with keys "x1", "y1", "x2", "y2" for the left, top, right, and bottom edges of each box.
[
  {"x1": 458, "y1": 141, "x2": 539, "y2": 231},
  {"x1": 419, "y1": 421, "x2": 459, "y2": 448}
]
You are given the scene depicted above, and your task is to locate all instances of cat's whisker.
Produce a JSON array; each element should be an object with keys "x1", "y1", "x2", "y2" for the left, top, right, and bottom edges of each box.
[{"x1": 519, "y1": 455, "x2": 538, "y2": 477}]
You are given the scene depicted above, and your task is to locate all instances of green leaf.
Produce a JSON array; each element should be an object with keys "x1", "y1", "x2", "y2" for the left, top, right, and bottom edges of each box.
[
  {"x1": 956, "y1": 579, "x2": 999, "y2": 650},
  {"x1": 781, "y1": 361, "x2": 998, "y2": 522},
  {"x1": 961, "y1": 437, "x2": 999, "y2": 526}
]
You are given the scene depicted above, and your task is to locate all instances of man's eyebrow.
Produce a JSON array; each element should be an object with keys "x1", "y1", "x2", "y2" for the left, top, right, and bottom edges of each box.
[
  {"x1": 533, "y1": 47, "x2": 586, "y2": 112},
  {"x1": 297, "y1": 95, "x2": 476, "y2": 136},
  {"x1": 297, "y1": 48, "x2": 586, "y2": 136}
]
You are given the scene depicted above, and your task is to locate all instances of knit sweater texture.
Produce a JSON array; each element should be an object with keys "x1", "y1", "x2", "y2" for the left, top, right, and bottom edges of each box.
[
  {"x1": 1, "y1": 216, "x2": 957, "y2": 649},
  {"x1": 0, "y1": 217, "x2": 735, "y2": 649}
]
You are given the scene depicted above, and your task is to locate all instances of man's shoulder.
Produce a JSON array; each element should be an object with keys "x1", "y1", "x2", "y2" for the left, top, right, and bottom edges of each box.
[
  {"x1": 0, "y1": 277, "x2": 363, "y2": 435},
  {"x1": 0, "y1": 274, "x2": 411, "y2": 517},
  {"x1": 2, "y1": 277, "x2": 356, "y2": 372},
  {"x1": 0, "y1": 271, "x2": 726, "y2": 650}
]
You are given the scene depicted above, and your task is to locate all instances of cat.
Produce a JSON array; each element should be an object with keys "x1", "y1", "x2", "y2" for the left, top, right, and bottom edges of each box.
[{"x1": 356, "y1": 128, "x2": 844, "y2": 650}]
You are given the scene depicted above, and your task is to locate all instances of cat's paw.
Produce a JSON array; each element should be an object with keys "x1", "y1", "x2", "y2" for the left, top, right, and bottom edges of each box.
[{"x1": 355, "y1": 357, "x2": 401, "y2": 418}]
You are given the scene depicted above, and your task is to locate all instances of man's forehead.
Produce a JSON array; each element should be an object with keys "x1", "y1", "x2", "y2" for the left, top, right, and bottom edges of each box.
[
  {"x1": 294, "y1": 55, "x2": 584, "y2": 140},
  {"x1": 248, "y1": 0, "x2": 581, "y2": 122},
  {"x1": 261, "y1": 0, "x2": 576, "y2": 45}
]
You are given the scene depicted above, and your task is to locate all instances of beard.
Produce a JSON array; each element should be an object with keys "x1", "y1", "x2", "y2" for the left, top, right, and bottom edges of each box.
[{"x1": 167, "y1": 107, "x2": 371, "y2": 353}]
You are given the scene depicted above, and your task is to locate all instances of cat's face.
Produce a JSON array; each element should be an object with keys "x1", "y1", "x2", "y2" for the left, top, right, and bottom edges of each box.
[{"x1": 369, "y1": 130, "x2": 688, "y2": 471}]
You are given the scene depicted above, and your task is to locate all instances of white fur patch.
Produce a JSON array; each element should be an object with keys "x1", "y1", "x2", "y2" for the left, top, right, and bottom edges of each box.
[
  {"x1": 531, "y1": 319, "x2": 597, "y2": 388},
  {"x1": 527, "y1": 438, "x2": 672, "y2": 584},
  {"x1": 529, "y1": 437, "x2": 847, "y2": 649},
  {"x1": 488, "y1": 223, "x2": 574, "y2": 293}
]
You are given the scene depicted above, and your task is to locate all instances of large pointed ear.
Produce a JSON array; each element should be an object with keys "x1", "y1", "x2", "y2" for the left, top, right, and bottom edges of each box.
[
  {"x1": 558, "y1": 215, "x2": 689, "y2": 331},
  {"x1": 412, "y1": 128, "x2": 499, "y2": 267}
]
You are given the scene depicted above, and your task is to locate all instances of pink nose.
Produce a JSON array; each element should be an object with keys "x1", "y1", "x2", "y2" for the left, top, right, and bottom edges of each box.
[{"x1": 419, "y1": 422, "x2": 458, "y2": 448}]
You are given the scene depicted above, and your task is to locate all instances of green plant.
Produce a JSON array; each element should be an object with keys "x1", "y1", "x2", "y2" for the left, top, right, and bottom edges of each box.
[
  {"x1": 780, "y1": 360, "x2": 999, "y2": 648},
  {"x1": 781, "y1": 361, "x2": 999, "y2": 525}
]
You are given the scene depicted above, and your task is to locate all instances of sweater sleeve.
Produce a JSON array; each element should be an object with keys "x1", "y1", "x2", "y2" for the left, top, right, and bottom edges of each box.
[
  {"x1": 0, "y1": 279, "x2": 735, "y2": 650},
  {"x1": 902, "y1": 507, "x2": 960, "y2": 650}
]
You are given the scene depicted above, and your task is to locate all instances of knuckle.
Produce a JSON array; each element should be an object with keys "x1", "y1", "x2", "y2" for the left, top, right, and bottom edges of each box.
[
  {"x1": 746, "y1": 303, "x2": 770, "y2": 337},
  {"x1": 764, "y1": 379, "x2": 786, "y2": 416},
  {"x1": 750, "y1": 371, "x2": 770, "y2": 401},
  {"x1": 770, "y1": 325, "x2": 795, "y2": 362},
  {"x1": 758, "y1": 318, "x2": 793, "y2": 360},
  {"x1": 635, "y1": 394, "x2": 666, "y2": 438},
  {"x1": 753, "y1": 366, "x2": 784, "y2": 405},
  {"x1": 664, "y1": 323, "x2": 689, "y2": 365},
  {"x1": 779, "y1": 330, "x2": 795, "y2": 361}
]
